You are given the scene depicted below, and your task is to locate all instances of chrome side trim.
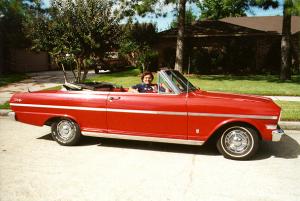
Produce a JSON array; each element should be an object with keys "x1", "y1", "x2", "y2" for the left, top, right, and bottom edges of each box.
[
  {"x1": 10, "y1": 103, "x2": 277, "y2": 120},
  {"x1": 82, "y1": 131, "x2": 204, "y2": 145},
  {"x1": 107, "y1": 108, "x2": 187, "y2": 116},
  {"x1": 10, "y1": 103, "x2": 107, "y2": 112},
  {"x1": 188, "y1": 112, "x2": 278, "y2": 120}
]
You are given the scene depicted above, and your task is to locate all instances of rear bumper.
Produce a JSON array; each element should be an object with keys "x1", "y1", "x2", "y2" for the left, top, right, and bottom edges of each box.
[
  {"x1": 8, "y1": 112, "x2": 16, "y2": 121},
  {"x1": 272, "y1": 128, "x2": 285, "y2": 141}
]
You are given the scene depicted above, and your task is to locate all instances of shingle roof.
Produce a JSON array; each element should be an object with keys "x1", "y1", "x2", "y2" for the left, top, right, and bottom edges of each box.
[
  {"x1": 160, "y1": 20, "x2": 269, "y2": 37},
  {"x1": 160, "y1": 16, "x2": 300, "y2": 38},
  {"x1": 220, "y1": 16, "x2": 300, "y2": 34}
]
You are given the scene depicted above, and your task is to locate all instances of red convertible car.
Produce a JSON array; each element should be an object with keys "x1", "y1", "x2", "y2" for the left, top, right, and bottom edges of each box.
[{"x1": 9, "y1": 69, "x2": 284, "y2": 160}]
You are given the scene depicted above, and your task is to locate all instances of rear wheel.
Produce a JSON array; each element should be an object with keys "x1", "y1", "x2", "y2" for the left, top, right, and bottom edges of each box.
[
  {"x1": 217, "y1": 126, "x2": 259, "y2": 160},
  {"x1": 51, "y1": 118, "x2": 81, "y2": 146}
]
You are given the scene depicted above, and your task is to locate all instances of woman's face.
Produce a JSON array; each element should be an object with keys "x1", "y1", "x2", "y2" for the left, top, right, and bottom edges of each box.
[{"x1": 143, "y1": 75, "x2": 153, "y2": 84}]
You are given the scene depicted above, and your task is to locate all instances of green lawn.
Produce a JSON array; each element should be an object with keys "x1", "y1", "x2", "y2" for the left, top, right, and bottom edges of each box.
[
  {"x1": 188, "y1": 74, "x2": 300, "y2": 96},
  {"x1": 275, "y1": 101, "x2": 300, "y2": 121},
  {"x1": 0, "y1": 102, "x2": 10, "y2": 110},
  {"x1": 87, "y1": 68, "x2": 300, "y2": 96},
  {"x1": 0, "y1": 73, "x2": 29, "y2": 87}
]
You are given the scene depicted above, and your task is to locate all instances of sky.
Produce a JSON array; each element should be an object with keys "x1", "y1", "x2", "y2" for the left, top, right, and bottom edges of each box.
[{"x1": 42, "y1": 0, "x2": 284, "y2": 31}]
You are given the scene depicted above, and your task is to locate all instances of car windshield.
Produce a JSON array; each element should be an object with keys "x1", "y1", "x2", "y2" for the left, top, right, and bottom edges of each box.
[{"x1": 165, "y1": 70, "x2": 197, "y2": 93}]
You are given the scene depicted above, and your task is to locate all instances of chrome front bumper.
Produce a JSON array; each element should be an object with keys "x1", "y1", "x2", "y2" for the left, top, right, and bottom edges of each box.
[
  {"x1": 8, "y1": 111, "x2": 16, "y2": 121},
  {"x1": 272, "y1": 128, "x2": 285, "y2": 141}
]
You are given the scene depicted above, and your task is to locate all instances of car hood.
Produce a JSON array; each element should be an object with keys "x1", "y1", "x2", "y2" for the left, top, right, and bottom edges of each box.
[
  {"x1": 193, "y1": 90, "x2": 272, "y2": 103},
  {"x1": 188, "y1": 90, "x2": 281, "y2": 117}
]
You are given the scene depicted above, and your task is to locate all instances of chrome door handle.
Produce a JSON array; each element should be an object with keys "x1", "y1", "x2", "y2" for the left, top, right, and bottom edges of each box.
[{"x1": 108, "y1": 97, "x2": 121, "y2": 102}]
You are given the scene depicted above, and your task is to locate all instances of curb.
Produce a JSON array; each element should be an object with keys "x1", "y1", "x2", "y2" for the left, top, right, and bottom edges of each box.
[
  {"x1": 1, "y1": 109, "x2": 300, "y2": 131},
  {"x1": 0, "y1": 109, "x2": 11, "y2": 117},
  {"x1": 279, "y1": 121, "x2": 300, "y2": 131}
]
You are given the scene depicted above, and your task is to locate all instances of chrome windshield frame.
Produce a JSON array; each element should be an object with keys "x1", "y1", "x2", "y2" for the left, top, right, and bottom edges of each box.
[{"x1": 158, "y1": 70, "x2": 181, "y2": 94}]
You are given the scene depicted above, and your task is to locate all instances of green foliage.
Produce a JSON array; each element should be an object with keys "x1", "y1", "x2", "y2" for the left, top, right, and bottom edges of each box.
[
  {"x1": 170, "y1": 8, "x2": 197, "y2": 28},
  {"x1": 25, "y1": 0, "x2": 121, "y2": 82},
  {"x1": 293, "y1": 0, "x2": 300, "y2": 15},
  {"x1": 119, "y1": 23, "x2": 159, "y2": 72},
  {"x1": 0, "y1": 0, "x2": 43, "y2": 49},
  {"x1": 197, "y1": 0, "x2": 279, "y2": 20}
]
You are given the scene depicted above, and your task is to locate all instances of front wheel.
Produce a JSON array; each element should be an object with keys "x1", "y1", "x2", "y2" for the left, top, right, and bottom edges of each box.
[
  {"x1": 217, "y1": 126, "x2": 259, "y2": 160},
  {"x1": 51, "y1": 118, "x2": 81, "y2": 146}
]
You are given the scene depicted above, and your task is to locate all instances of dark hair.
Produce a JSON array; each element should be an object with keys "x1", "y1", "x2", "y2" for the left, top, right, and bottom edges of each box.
[{"x1": 141, "y1": 71, "x2": 154, "y2": 82}]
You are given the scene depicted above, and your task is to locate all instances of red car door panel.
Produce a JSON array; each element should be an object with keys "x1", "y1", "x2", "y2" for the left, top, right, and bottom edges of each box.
[{"x1": 107, "y1": 92, "x2": 187, "y2": 139}]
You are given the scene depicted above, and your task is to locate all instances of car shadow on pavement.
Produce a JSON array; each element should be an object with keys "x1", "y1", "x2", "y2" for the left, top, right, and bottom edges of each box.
[
  {"x1": 94, "y1": 137, "x2": 220, "y2": 156},
  {"x1": 254, "y1": 134, "x2": 300, "y2": 160},
  {"x1": 37, "y1": 134, "x2": 300, "y2": 159},
  {"x1": 37, "y1": 134, "x2": 219, "y2": 155}
]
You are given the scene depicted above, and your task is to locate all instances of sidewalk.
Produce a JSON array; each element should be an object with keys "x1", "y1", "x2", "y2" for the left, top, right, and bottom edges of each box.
[{"x1": 0, "y1": 70, "x2": 96, "y2": 104}]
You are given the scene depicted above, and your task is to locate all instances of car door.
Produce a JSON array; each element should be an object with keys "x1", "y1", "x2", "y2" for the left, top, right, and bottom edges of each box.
[{"x1": 106, "y1": 92, "x2": 187, "y2": 139}]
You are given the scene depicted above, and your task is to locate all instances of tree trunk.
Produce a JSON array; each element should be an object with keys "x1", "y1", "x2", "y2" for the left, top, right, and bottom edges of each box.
[
  {"x1": 76, "y1": 58, "x2": 82, "y2": 83},
  {"x1": 174, "y1": 0, "x2": 186, "y2": 73},
  {"x1": 82, "y1": 60, "x2": 89, "y2": 82},
  {"x1": 280, "y1": 0, "x2": 292, "y2": 80}
]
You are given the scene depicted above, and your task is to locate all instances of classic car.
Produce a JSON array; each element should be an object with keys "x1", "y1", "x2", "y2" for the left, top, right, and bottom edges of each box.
[{"x1": 9, "y1": 69, "x2": 284, "y2": 160}]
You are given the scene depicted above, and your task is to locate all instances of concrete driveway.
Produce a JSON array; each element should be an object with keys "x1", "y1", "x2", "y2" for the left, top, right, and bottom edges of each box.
[
  {"x1": 0, "y1": 116, "x2": 299, "y2": 201},
  {"x1": 0, "y1": 70, "x2": 97, "y2": 104}
]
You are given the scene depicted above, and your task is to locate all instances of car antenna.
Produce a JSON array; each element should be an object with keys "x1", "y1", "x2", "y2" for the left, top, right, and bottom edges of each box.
[{"x1": 28, "y1": 87, "x2": 31, "y2": 93}]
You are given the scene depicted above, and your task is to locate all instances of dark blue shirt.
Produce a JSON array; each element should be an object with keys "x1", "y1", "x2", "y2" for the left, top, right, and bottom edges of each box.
[{"x1": 132, "y1": 83, "x2": 156, "y2": 93}]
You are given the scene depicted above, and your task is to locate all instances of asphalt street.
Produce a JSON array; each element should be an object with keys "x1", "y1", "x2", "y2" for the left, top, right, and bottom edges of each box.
[{"x1": 0, "y1": 116, "x2": 299, "y2": 201}]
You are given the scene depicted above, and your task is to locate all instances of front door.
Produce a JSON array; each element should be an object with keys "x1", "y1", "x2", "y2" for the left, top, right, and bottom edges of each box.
[{"x1": 106, "y1": 92, "x2": 187, "y2": 139}]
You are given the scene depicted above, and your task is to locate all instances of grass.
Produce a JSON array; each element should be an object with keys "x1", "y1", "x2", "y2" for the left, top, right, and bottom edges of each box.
[
  {"x1": 86, "y1": 67, "x2": 141, "y2": 87},
  {"x1": 87, "y1": 68, "x2": 300, "y2": 96},
  {"x1": 275, "y1": 101, "x2": 300, "y2": 121},
  {"x1": 42, "y1": 85, "x2": 62, "y2": 90},
  {"x1": 187, "y1": 74, "x2": 300, "y2": 96},
  {"x1": 0, "y1": 73, "x2": 29, "y2": 87},
  {"x1": 0, "y1": 102, "x2": 10, "y2": 110}
]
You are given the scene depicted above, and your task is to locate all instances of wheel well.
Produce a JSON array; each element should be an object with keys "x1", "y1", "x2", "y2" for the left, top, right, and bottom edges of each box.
[
  {"x1": 45, "y1": 117, "x2": 62, "y2": 126},
  {"x1": 44, "y1": 117, "x2": 78, "y2": 126},
  {"x1": 206, "y1": 121, "x2": 261, "y2": 145}
]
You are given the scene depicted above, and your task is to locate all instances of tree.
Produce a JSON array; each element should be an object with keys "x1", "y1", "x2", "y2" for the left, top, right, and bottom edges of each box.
[
  {"x1": 280, "y1": 0, "x2": 292, "y2": 80},
  {"x1": 25, "y1": 0, "x2": 121, "y2": 83},
  {"x1": 0, "y1": 0, "x2": 43, "y2": 71},
  {"x1": 170, "y1": 8, "x2": 197, "y2": 28},
  {"x1": 119, "y1": 23, "x2": 158, "y2": 72},
  {"x1": 280, "y1": 0, "x2": 299, "y2": 80},
  {"x1": 197, "y1": 0, "x2": 279, "y2": 20},
  {"x1": 119, "y1": 0, "x2": 195, "y2": 73}
]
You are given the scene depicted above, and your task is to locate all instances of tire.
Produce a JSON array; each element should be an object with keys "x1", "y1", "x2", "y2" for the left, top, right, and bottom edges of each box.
[
  {"x1": 217, "y1": 126, "x2": 259, "y2": 160},
  {"x1": 51, "y1": 118, "x2": 81, "y2": 146}
]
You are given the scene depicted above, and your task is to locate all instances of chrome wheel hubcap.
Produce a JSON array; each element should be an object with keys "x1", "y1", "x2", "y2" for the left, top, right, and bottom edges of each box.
[
  {"x1": 57, "y1": 120, "x2": 76, "y2": 140},
  {"x1": 224, "y1": 129, "x2": 250, "y2": 154}
]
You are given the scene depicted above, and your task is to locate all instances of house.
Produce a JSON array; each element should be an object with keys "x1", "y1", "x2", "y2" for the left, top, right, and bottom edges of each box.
[
  {"x1": 0, "y1": 48, "x2": 57, "y2": 74},
  {"x1": 156, "y1": 16, "x2": 300, "y2": 74}
]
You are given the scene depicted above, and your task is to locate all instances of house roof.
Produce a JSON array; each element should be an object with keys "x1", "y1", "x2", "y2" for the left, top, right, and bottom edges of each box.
[
  {"x1": 160, "y1": 16, "x2": 300, "y2": 38},
  {"x1": 220, "y1": 16, "x2": 300, "y2": 34},
  {"x1": 160, "y1": 20, "x2": 269, "y2": 38}
]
